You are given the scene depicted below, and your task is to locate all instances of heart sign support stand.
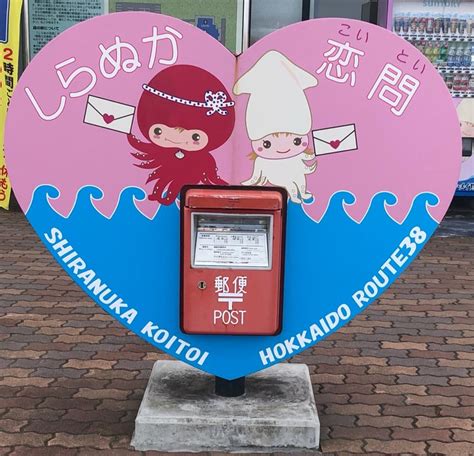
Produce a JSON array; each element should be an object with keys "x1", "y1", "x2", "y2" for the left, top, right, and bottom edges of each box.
[
  {"x1": 215, "y1": 376, "x2": 246, "y2": 397},
  {"x1": 132, "y1": 184, "x2": 319, "y2": 451},
  {"x1": 131, "y1": 360, "x2": 320, "y2": 452}
]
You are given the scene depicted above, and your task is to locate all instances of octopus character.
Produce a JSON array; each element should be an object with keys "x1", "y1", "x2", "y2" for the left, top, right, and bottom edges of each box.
[
  {"x1": 128, "y1": 65, "x2": 235, "y2": 205},
  {"x1": 243, "y1": 132, "x2": 317, "y2": 203},
  {"x1": 234, "y1": 50, "x2": 318, "y2": 203}
]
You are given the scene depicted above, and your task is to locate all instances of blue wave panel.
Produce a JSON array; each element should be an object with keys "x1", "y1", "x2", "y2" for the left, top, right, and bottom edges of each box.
[{"x1": 27, "y1": 186, "x2": 439, "y2": 379}]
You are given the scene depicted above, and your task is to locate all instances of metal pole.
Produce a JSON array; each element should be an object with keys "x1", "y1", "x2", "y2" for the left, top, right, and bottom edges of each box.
[{"x1": 215, "y1": 376, "x2": 245, "y2": 397}]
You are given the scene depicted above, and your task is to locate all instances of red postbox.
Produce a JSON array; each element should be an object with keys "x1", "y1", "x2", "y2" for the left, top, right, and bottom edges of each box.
[{"x1": 180, "y1": 186, "x2": 287, "y2": 335}]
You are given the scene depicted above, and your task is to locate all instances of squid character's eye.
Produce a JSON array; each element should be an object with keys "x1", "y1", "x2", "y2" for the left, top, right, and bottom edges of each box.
[
  {"x1": 153, "y1": 127, "x2": 162, "y2": 136},
  {"x1": 263, "y1": 140, "x2": 272, "y2": 149},
  {"x1": 293, "y1": 137, "x2": 302, "y2": 146},
  {"x1": 192, "y1": 133, "x2": 201, "y2": 141}
]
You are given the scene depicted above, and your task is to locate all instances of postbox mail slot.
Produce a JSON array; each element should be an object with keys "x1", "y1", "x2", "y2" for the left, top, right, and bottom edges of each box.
[
  {"x1": 185, "y1": 188, "x2": 283, "y2": 211},
  {"x1": 180, "y1": 186, "x2": 287, "y2": 336}
]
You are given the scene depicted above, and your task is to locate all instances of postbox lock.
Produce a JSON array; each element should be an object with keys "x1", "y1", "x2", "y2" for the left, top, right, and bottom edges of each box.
[{"x1": 197, "y1": 281, "x2": 207, "y2": 290}]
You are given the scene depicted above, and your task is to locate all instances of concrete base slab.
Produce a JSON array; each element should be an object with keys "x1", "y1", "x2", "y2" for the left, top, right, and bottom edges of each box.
[{"x1": 131, "y1": 360, "x2": 319, "y2": 453}]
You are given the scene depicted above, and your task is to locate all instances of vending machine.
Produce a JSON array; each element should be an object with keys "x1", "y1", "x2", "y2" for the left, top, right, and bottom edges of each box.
[{"x1": 388, "y1": 0, "x2": 474, "y2": 196}]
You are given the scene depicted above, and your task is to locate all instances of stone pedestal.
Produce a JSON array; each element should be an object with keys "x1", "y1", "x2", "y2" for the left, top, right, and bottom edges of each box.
[{"x1": 131, "y1": 360, "x2": 320, "y2": 453}]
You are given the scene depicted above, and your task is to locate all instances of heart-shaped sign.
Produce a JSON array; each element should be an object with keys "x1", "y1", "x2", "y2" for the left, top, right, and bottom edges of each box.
[{"x1": 5, "y1": 13, "x2": 460, "y2": 379}]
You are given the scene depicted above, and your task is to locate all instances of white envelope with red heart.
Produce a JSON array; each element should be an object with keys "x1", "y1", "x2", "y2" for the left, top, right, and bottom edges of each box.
[
  {"x1": 312, "y1": 124, "x2": 358, "y2": 156},
  {"x1": 83, "y1": 95, "x2": 136, "y2": 134}
]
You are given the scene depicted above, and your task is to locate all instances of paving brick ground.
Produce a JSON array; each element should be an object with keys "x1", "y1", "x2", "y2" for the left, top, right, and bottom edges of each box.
[{"x1": 0, "y1": 209, "x2": 473, "y2": 455}]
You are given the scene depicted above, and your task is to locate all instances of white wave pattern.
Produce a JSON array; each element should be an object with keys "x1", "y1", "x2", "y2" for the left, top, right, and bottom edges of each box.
[{"x1": 26, "y1": 184, "x2": 441, "y2": 225}]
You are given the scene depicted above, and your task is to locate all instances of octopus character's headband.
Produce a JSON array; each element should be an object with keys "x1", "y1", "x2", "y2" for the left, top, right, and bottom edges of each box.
[{"x1": 142, "y1": 84, "x2": 235, "y2": 116}]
